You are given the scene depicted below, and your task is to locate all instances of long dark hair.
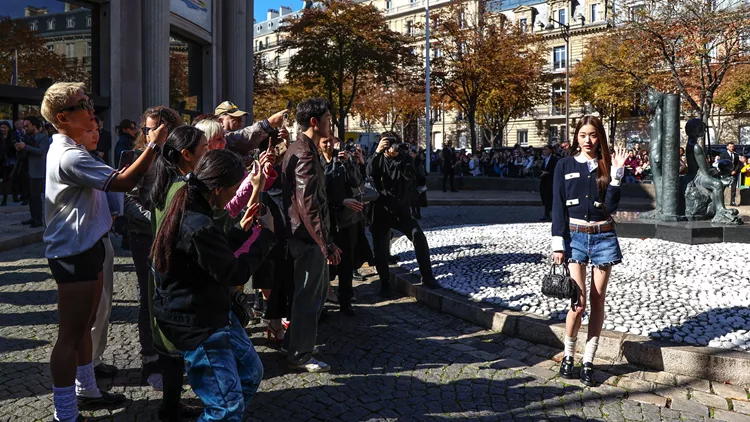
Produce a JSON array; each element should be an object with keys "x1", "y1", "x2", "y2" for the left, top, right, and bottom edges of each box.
[
  {"x1": 150, "y1": 126, "x2": 206, "y2": 210},
  {"x1": 135, "y1": 106, "x2": 183, "y2": 150},
  {"x1": 570, "y1": 115, "x2": 613, "y2": 218},
  {"x1": 0, "y1": 121, "x2": 17, "y2": 145},
  {"x1": 150, "y1": 149, "x2": 245, "y2": 273}
]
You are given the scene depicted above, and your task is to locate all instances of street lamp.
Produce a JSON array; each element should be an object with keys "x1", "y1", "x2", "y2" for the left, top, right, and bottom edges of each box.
[
  {"x1": 425, "y1": 0, "x2": 432, "y2": 171},
  {"x1": 546, "y1": 16, "x2": 570, "y2": 144}
]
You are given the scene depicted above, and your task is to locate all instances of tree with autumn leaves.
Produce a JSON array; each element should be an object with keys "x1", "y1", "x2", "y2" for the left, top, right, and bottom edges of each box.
[
  {"x1": 279, "y1": 0, "x2": 416, "y2": 142},
  {"x1": 429, "y1": 0, "x2": 547, "y2": 152},
  {"x1": 0, "y1": 17, "x2": 89, "y2": 88},
  {"x1": 592, "y1": 0, "x2": 750, "y2": 135},
  {"x1": 570, "y1": 32, "x2": 653, "y2": 143}
]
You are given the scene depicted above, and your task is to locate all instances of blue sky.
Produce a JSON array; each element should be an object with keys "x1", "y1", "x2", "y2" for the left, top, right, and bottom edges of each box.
[{"x1": 4, "y1": 0, "x2": 296, "y2": 23}]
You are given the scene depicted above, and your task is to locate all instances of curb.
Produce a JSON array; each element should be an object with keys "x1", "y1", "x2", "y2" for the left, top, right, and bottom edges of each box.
[
  {"x1": 389, "y1": 267, "x2": 750, "y2": 385},
  {"x1": 427, "y1": 198, "x2": 655, "y2": 209},
  {"x1": 0, "y1": 230, "x2": 45, "y2": 253}
]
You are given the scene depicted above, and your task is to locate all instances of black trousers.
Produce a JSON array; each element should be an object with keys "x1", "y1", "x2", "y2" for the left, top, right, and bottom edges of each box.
[
  {"x1": 730, "y1": 175, "x2": 739, "y2": 203},
  {"x1": 129, "y1": 233, "x2": 157, "y2": 358},
  {"x1": 29, "y1": 177, "x2": 43, "y2": 223},
  {"x1": 158, "y1": 352, "x2": 185, "y2": 420},
  {"x1": 540, "y1": 178, "x2": 553, "y2": 217},
  {"x1": 442, "y1": 172, "x2": 455, "y2": 191},
  {"x1": 334, "y1": 223, "x2": 361, "y2": 305},
  {"x1": 369, "y1": 206, "x2": 434, "y2": 290},
  {"x1": 263, "y1": 251, "x2": 295, "y2": 320}
]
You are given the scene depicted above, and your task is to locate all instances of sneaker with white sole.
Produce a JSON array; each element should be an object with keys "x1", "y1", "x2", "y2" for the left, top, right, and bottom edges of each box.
[
  {"x1": 290, "y1": 357, "x2": 330, "y2": 373},
  {"x1": 280, "y1": 345, "x2": 319, "y2": 356}
]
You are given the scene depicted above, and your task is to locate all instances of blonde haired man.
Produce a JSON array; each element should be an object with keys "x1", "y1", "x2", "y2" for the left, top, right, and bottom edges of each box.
[{"x1": 42, "y1": 82, "x2": 168, "y2": 421}]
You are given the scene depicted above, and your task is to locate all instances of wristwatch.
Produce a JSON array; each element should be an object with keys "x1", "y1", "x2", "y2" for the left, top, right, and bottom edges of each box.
[{"x1": 148, "y1": 142, "x2": 162, "y2": 154}]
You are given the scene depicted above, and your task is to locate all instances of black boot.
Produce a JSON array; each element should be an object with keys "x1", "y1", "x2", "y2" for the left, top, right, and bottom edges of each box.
[
  {"x1": 559, "y1": 356, "x2": 575, "y2": 379},
  {"x1": 379, "y1": 280, "x2": 391, "y2": 298},
  {"x1": 340, "y1": 302, "x2": 356, "y2": 317},
  {"x1": 1, "y1": 196, "x2": 6, "y2": 206}
]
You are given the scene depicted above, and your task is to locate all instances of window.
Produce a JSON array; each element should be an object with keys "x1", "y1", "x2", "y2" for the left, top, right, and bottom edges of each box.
[
  {"x1": 559, "y1": 125, "x2": 567, "y2": 142},
  {"x1": 47, "y1": 44, "x2": 54, "y2": 52},
  {"x1": 66, "y1": 42, "x2": 75, "y2": 57},
  {"x1": 86, "y1": 15, "x2": 92, "y2": 27},
  {"x1": 257, "y1": 25, "x2": 262, "y2": 32},
  {"x1": 553, "y1": 46, "x2": 566, "y2": 70},
  {"x1": 406, "y1": 20, "x2": 413, "y2": 36},
  {"x1": 265, "y1": 36, "x2": 269, "y2": 48},
  {"x1": 47, "y1": 19, "x2": 55, "y2": 30},
  {"x1": 548, "y1": 126, "x2": 558, "y2": 144},
  {"x1": 433, "y1": 47, "x2": 443, "y2": 58},
  {"x1": 740, "y1": 126, "x2": 750, "y2": 145},
  {"x1": 30, "y1": 21, "x2": 38, "y2": 31},
  {"x1": 558, "y1": 9, "x2": 567, "y2": 26},
  {"x1": 67, "y1": 17, "x2": 75, "y2": 28},
  {"x1": 459, "y1": 11, "x2": 466, "y2": 28},
  {"x1": 518, "y1": 130, "x2": 529, "y2": 147},
  {"x1": 87, "y1": 42, "x2": 92, "y2": 57},
  {"x1": 275, "y1": 56, "x2": 280, "y2": 67},
  {"x1": 457, "y1": 110, "x2": 465, "y2": 121},
  {"x1": 386, "y1": 0, "x2": 392, "y2": 9},
  {"x1": 551, "y1": 83, "x2": 566, "y2": 115},
  {"x1": 590, "y1": 4, "x2": 599, "y2": 22},
  {"x1": 268, "y1": 23, "x2": 273, "y2": 29},
  {"x1": 519, "y1": 18, "x2": 528, "y2": 32},
  {"x1": 628, "y1": 5, "x2": 645, "y2": 21}
]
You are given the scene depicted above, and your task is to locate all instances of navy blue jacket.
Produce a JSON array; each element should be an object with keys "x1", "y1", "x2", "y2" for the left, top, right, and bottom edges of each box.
[{"x1": 551, "y1": 156, "x2": 622, "y2": 250}]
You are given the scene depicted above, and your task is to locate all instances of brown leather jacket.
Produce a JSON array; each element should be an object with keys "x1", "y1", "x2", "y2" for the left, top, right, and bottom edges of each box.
[{"x1": 282, "y1": 133, "x2": 335, "y2": 258}]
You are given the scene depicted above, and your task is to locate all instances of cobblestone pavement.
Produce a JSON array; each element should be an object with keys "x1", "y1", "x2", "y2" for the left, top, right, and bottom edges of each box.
[{"x1": 1, "y1": 206, "x2": 749, "y2": 421}]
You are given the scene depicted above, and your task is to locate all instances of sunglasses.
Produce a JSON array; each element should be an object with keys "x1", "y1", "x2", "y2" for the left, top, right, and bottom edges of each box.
[{"x1": 59, "y1": 99, "x2": 95, "y2": 113}]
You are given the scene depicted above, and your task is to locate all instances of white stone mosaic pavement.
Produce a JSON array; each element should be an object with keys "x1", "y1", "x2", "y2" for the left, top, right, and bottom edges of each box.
[{"x1": 392, "y1": 223, "x2": 750, "y2": 350}]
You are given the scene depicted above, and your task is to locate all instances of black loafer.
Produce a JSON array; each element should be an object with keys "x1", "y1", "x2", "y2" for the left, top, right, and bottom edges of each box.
[
  {"x1": 580, "y1": 362, "x2": 595, "y2": 386},
  {"x1": 559, "y1": 356, "x2": 575, "y2": 379},
  {"x1": 77, "y1": 390, "x2": 126, "y2": 410},
  {"x1": 94, "y1": 362, "x2": 118, "y2": 378}
]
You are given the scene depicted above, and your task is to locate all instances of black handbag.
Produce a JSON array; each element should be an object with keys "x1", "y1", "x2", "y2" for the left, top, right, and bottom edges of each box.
[
  {"x1": 231, "y1": 289, "x2": 255, "y2": 327},
  {"x1": 357, "y1": 181, "x2": 380, "y2": 203},
  {"x1": 541, "y1": 264, "x2": 580, "y2": 309}
]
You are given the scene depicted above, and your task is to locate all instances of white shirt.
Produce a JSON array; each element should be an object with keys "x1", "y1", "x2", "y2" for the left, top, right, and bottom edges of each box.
[{"x1": 44, "y1": 134, "x2": 118, "y2": 258}]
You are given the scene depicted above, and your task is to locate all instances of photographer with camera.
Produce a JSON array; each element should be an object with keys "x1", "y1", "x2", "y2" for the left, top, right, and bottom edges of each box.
[
  {"x1": 367, "y1": 132, "x2": 439, "y2": 297},
  {"x1": 320, "y1": 136, "x2": 370, "y2": 316}
]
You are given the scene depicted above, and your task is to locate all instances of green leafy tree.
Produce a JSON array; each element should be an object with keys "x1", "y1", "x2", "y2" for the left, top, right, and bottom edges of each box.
[{"x1": 279, "y1": 0, "x2": 415, "y2": 141}]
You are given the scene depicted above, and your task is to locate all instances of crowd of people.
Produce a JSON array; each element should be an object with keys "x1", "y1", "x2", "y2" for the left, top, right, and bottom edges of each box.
[{"x1": 33, "y1": 82, "x2": 438, "y2": 422}]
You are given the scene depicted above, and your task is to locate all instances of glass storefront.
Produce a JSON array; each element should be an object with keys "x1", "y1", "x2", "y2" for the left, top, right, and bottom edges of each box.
[{"x1": 170, "y1": 35, "x2": 204, "y2": 122}]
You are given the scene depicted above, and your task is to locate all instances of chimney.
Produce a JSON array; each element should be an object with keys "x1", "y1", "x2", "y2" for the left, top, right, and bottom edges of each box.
[
  {"x1": 303, "y1": 1, "x2": 313, "y2": 10},
  {"x1": 280, "y1": 6, "x2": 293, "y2": 16},
  {"x1": 64, "y1": 3, "x2": 82, "y2": 12},
  {"x1": 267, "y1": 9, "x2": 279, "y2": 20},
  {"x1": 24, "y1": 6, "x2": 50, "y2": 17}
]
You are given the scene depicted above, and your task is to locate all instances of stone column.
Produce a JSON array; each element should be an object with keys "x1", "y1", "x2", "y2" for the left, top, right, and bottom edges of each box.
[
  {"x1": 662, "y1": 93, "x2": 681, "y2": 219},
  {"x1": 223, "y1": 0, "x2": 248, "y2": 111},
  {"x1": 142, "y1": 0, "x2": 170, "y2": 108},
  {"x1": 246, "y1": 0, "x2": 255, "y2": 122}
]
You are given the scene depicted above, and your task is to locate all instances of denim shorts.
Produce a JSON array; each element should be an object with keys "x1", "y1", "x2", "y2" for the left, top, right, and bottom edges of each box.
[{"x1": 565, "y1": 230, "x2": 623, "y2": 268}]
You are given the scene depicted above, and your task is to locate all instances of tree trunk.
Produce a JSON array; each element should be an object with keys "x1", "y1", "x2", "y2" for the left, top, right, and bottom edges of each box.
[
  {"x1": 496, "y1": 129, "x2": 504, "y2": 147},
  {"x1": 468, "y1": 111, "x2": 478, "y2": 153},
  {"x1": 608, "y1": 113, "x2": 617, "y2": 145}
]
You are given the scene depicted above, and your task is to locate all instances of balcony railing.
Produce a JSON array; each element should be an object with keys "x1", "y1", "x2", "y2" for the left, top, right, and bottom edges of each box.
[{"x1": 386, "y1": 0, "x2": 451, "y2": 16}]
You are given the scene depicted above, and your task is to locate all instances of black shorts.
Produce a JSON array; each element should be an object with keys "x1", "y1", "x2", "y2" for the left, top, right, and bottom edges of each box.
[{"x1": 48, "y1": 237, "x2": 106, "y2": 284}]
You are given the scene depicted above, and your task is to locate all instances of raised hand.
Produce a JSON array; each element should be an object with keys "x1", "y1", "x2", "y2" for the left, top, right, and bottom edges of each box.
[
  {"x1": 611, "y1": 145, "x2": 628, "y2": 168},
  {"x1": 148, "y1": 123, "x2": 168, "y2": 146},
  {"x1": 248, "y1": 160, "x2": 265, "y2": 189}
]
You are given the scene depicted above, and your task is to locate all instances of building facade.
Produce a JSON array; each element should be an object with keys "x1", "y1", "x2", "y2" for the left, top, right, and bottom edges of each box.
[{"x1": 254, "y1": 0, "x2": 750, "y2": 150}]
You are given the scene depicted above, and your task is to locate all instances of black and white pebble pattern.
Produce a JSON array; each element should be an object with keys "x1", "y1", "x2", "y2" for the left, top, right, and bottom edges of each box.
[{"x1": 391, "y1": 223, "x2": 750, "y2": 351}]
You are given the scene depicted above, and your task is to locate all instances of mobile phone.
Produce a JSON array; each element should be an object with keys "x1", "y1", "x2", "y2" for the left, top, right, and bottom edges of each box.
[
  {"x1": 284, "y1": 100, "x2": 293, "y2": 120},
  {"x1": 157, "y1": 108, "x2": 165, "y2": 126},
  {"x1": 119, "y1": 150, "x2": 136, "y2": 170}
]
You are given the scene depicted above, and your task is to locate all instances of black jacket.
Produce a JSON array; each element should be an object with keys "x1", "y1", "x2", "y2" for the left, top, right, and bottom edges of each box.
[
  {"x1": 367, "y1": 152, "x2": 418, "y2": 215},
  {"x1": 322, "y1": 155, "x2": 364, "y2": 230},
  {"x1": 721, "y1": 151, "x2": 743, "y2": 174},
  {"x1": 153, "y1": 193, "x2": 276, "y2": 351},
  {"x1": 442, "y1": 147, "x2": 457, "y2": 174}
]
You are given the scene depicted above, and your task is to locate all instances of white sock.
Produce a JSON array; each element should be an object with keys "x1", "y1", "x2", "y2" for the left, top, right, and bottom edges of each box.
[
  {"x1": 583, "y1": 336, "x2": 600, "y2": 364},
  {"x1": 53, "y1": 385, "x2": 78, "y2": 422},
  {"x1": 75, "y1": 362, "x2": 102, "y2": 398},
  {"x1": 564, "y1": 336, "x2": 577, "y2": 358}
]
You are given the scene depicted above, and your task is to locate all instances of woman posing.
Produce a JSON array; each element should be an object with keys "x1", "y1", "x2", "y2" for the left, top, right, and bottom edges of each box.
[
  {"x1": 551, "y1": 115, "x2": 627, "y2": 386},
  {"x1": 151, "y1": 149, "x2": 276, "y2": 420}
]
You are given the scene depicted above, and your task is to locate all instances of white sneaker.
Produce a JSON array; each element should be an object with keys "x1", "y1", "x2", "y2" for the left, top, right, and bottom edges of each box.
[
  {"x1": 280, "y1": 345, "x2": 319, "y2": 356},
  {"x1": 291, "y1": 357, "x2": 330, "y2": 373}
]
